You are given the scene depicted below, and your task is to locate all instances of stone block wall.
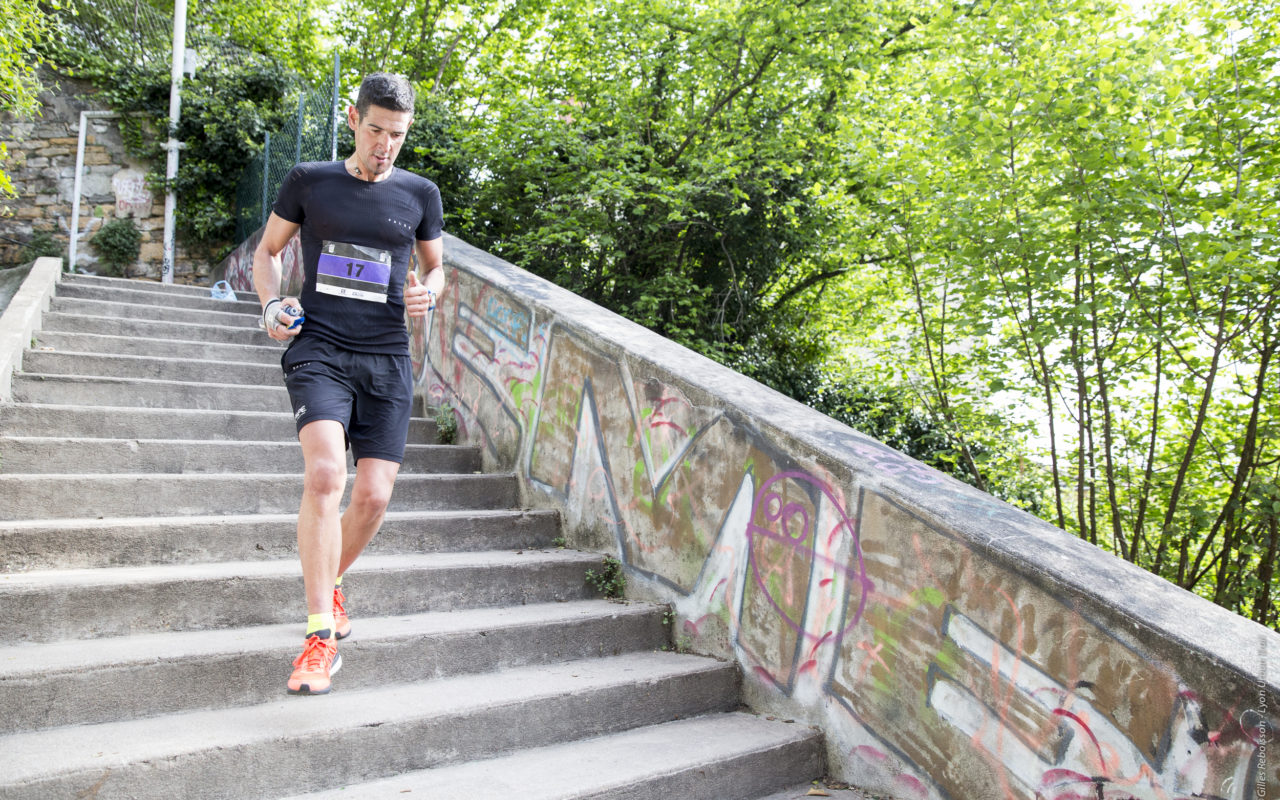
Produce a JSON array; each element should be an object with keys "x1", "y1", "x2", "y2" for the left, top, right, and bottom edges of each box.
[{"x1": 0, "y1": 73, "x2": 178, "y2": 278}]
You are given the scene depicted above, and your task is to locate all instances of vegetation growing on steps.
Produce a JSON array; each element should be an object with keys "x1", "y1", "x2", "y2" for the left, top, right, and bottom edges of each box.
[
  {"x1": 433, "y1": 404, "x2": 458, "y2": 445},
  {"x1": 586, "y1": 556, "x2": 626, "y2": 600}
]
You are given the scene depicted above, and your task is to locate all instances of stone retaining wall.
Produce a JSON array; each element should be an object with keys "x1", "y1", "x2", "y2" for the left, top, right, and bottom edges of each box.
[
  {"x1": 420, "y1": 234, "x2": 1280, "y2": 800},
  {"x1": 0, "y1": 74, "x2": 173, "y2": 277}
]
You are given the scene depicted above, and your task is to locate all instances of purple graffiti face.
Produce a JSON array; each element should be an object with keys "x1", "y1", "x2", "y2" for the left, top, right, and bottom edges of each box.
[{"x1": 745, "y1": 471, "x2": 872, "y2": 641}]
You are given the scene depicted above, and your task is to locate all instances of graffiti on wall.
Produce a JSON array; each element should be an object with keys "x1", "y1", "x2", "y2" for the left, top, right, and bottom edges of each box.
[
  {"x1": 419, "y1": 263, "x2": 1278, "y2": 800},
  {"x1": 218, "y1": 229, "x2": 305, "y2": 296},
  {"x1": 110, "y1": 169, "x2": 153, "y2": 218}
]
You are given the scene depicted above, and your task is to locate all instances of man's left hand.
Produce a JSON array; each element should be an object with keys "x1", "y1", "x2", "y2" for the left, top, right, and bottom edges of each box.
[{"x1": 404, "y1": 271, "x2": 436, "y2": 318}]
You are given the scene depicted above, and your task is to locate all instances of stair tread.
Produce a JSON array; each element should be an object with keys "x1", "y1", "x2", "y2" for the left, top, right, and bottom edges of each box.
[
  {"x1": 0, "y1": 470, "x2": 505, "y2": 481},
  {"x1": 0, "y1": 549, "x2": 595, "y2": 591},
  {"x1": 0, "y1": 599, "x2": 653, "y2": 677},
  {"x1": 1, "y1": 401, "x2": 293, "y2": 417},
  {"x1": 27, "y1": 348, "x2": 279, "y2": 370},
  {"x1": 279, "y1": 712, "x2": 819, "y2": 800},
  {"x1": 756, "y1": 783, "x2": 880, "y2": 800},
  {"x1": 0, "y1": 401, "x2": 430, "y2": 423},
  {"x1": 0, "y1": 434, "x2": 467, "y2": 452},
  {"x1": 61, "y1": 275, "x2": 223, "y2": 298},
  {"x1": 0, "y1": 507, "x2": 552, "y2": 531},
  {"x1": 14, "y1": 371, "x2": 289, "y2": 390},
  {"x1": 34, "y1": 329, "x2": 282, "y2": 354},
  {"x1": 0, "y1": 650, "x2": 731, "y2": 784}
]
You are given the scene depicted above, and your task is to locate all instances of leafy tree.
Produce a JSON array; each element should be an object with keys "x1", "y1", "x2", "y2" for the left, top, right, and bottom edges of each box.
[
  {"x1": 840, "y1": 0, "x2": 1280, "y2": 625},
  {"x1": 0, "y1": 0, "x2": 54, "y2": 199},
  {"x1": 42, "y1": 0, "x2": 303, "y2": 260}
]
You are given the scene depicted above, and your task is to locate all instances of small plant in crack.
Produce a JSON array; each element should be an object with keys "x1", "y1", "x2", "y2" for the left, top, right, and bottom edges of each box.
[
  {"x1": 585, "y1": 555, "x2": 626, "y2": 599},
  {"x1": 433, "y1": 404, "x2": 458, "y2": 445}
]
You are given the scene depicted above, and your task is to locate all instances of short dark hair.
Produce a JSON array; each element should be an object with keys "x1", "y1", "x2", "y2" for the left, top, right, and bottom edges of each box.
[{"x1": 356, "y1": 73, "x2": 415, "y2": 118}]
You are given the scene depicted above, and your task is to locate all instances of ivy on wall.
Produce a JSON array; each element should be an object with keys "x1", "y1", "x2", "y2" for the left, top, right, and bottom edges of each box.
[{"x1": 40, "y1": 2, "x2": 297, "y2": 264}]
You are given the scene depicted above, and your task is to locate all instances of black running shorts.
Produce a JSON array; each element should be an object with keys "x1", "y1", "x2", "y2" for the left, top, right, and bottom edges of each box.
[{"x1": 281, "y1": 337, "x2": 414, "y2": 464}]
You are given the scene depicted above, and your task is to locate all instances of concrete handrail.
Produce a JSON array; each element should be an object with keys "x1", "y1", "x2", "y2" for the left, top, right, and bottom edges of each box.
[
  {"x1": 0, "y1": 257, "x2": 62, "y2": 402},
  {"x1": 421, "y1": 233, "x2": 1280, "y2": 798}
]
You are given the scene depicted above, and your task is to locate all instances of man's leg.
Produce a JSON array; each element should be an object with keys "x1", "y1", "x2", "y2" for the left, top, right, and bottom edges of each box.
[
  {"x1": 338, "y1": 457, "x2": 401, "y2": 576},
  {"x1": 297, "y1": 420, "x2": 349, "y2": 615},
  {"x1": 287, "y1": 419, "x2": 348, "y2": 696},
  {"x1": 330, "y1": 350, "x2": 413, "y2": 641},
  {"x1": 329, "y1": 458, "x2": 400, "y2": 640}
]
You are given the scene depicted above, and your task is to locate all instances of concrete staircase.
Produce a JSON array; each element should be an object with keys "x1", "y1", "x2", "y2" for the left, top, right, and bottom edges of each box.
[{"x1": 0, "y1": 273, "x2": 824, "y2": 799}]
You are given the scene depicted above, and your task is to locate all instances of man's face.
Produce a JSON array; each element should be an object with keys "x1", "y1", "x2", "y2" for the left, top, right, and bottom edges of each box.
[{"x1": 347, "y1": 103, "x2": 413, "y2": 177}]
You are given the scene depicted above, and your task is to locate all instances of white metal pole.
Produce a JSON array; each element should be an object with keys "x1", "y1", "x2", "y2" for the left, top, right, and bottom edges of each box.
[
  {"x1": 161, "y1": 0, "x2": 189, "y2": 284},
  {"x1": 68, "y1": 110, "x2": 120, "y2": 273}
]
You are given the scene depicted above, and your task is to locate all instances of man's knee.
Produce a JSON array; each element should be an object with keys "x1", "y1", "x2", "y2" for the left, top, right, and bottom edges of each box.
[
  {"x1": 349, "y1": 478, "x2": 393, "y2": 517},
  {"x1": 303, "y1": 457, "x2": 347, "y2": 500}
]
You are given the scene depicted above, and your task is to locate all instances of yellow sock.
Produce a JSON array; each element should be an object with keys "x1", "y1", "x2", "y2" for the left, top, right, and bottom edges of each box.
[
  {"x1": 306, "y1": 613, "x2": 336, "y2": 636},
  {"x1": 335, "y1": 574, "x2": 344, "y2": 587}
]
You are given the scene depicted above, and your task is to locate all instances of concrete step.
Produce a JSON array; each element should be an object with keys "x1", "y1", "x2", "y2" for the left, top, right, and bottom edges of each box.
[
  {"x1": 62, "y1": 273, "x2": 225, "y2": 299},
  {"x1": 0, "y1": 600, "x2": 666, "y2": 733},
  {"x1": 0, "y1": 509, "x2": 561, "y2": 571},
  {"x1": 756, "y1": 782, "x2": 881, "y2": 799},
  {"x1": 0, "y1": 651, "x2": 739, "y2": 800},
  {"x1": 280, "y1": 713, "x2": 823, "y2": 800},
  {"x1": 0, "y1": 471, "x2": 519, "y2": 520},
  {"x1": 0, "y1": 403, "x2": 437, "y2": 442},
  {"x1": 23, "y1": 349, "x2": 281, "y2": 385},
  {"x1": 33, "y1": 329, "x2": 283, "y2": 365},
  {"x1": 0, "y1": 550, "x2": 602, "y2": 643},
  {"x1": 11, "y1": 373, "x2": 292, "y2": 412},
  {"x1": 50, "y1": 295, "x2": 259, "y2": 328},
  {"x1": 41, "y1": 312, "x2": 269, "y2": 346},
  {"x1": 0, "y1": 436, "x2": 480, "y2": 474},
  {"x1": 56, "y1": 280, "x2": 263, "y2": 315}
]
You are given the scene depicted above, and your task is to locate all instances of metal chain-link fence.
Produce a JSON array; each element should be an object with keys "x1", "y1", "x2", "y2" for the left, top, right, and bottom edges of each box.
[
  {"x1": 50, "y1": 0, "x2": 262, "y2": 70},
  {"x1": 48, "y1": 0, "x2": 343, "y2": 245},
  {"x1": 234, "y1": 60, "x2": 342, "y2": 241}
]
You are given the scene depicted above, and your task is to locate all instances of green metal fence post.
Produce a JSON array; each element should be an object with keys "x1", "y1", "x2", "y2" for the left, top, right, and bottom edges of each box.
[
  {"x1": 295, "y1": 92, "x2": 305, "y2": 164},
  {"x1": 260, "y1": 131, "x2": 271, "y2": 227},
  {"x1": 330, "y1": 52, "x2": 341, "y2": 161}
]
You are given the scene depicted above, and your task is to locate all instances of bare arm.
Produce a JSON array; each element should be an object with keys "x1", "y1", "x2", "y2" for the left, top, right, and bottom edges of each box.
[
  {"x1": 253, "y1": 212, "x2": 303, "y2": 340},
  {"x1": 405, "y1": 236, "x2": 444, "y2": 318}
]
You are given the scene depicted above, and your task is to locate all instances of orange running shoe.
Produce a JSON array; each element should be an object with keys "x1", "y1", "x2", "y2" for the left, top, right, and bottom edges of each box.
[
  {"x1": 287, "y1": 630, "x2": 341, "y2": 695},
  {"x1": 333, "y1": 585, "x2": 351, "y2": 640}
]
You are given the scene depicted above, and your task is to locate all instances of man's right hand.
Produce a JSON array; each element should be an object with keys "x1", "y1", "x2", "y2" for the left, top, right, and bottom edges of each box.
[{"x1": 262, "y1": 296, "x2": 304, "y2": 341}]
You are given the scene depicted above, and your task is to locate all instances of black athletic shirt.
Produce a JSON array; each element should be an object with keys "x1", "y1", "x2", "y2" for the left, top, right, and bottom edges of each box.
[{"x1": 272, "y1": 161, "x2": 444, "y2": 354}]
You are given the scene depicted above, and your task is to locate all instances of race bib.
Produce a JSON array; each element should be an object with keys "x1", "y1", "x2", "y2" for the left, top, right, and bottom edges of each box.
[{"x1": 316, "y1": 241, "x2": 393, "y2": 303}]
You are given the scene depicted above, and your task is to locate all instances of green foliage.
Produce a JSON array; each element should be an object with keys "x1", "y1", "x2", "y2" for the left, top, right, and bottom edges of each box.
[
  {"x1": 1, "y1": 0, "x2": 54, "y2": 196},
  {"x1": 19, "y1": 231, "x2": 64, "y2": 264},
  {"x1": 433, "y1": 403, "x2": 458, "y2": 445},
  {"x1": 91, "y1": 217, "x2": 141, "y2": 276},
  {"x1": 329, "y1": 0, "x2": 549, "y2": 92},
  {"x1": 42, "y1": 0, "x2": 300, "y2": 262},
  {"x1": 834, "y1": 0, "x2": 1280, "y2": 626},
  {"x1": 0, "y1": 0, "x2": 48, "y2": 119},
  {"x1": 407, "y1": 0, "x2": 1278, "y2": 627},
  {"x1": 436, "y1": 0, "x2": 906, "y2": 368},
  {"x1": 585, "y1": 555, "x2": 626, "y2": 599},
  {"x1": 193, "y1": 0, "x2": 333, "y2": 82},
  {"x1": 29, "y1": 0, "x2": 1278, "y2": 627}
]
